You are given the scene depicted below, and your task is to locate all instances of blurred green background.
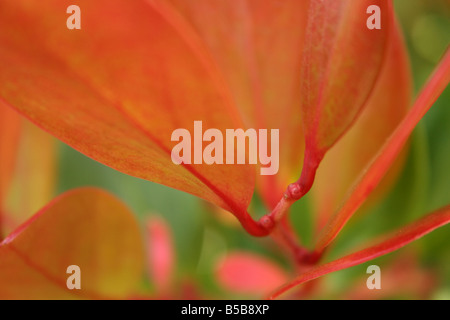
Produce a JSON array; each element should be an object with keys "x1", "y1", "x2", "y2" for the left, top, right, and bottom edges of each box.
[{"x1": 53, "y1": 0, "x2": 450, "y2": 299}]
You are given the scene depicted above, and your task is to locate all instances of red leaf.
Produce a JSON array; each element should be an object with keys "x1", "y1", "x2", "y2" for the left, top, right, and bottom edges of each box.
[
  {"x1": 215, "y1": 251, "x2": 289, "y2": 296},
  {"x1": 0, "y1": 188, "x2": 145, "y2": 299},
  {"x1": 315, "y1": 48, "x2": 450, "y2": 253},
  {"x1": 269, "y1": 205, "x2": 450, "y2": 299}
]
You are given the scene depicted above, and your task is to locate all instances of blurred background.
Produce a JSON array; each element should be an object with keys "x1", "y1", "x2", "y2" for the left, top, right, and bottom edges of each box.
[{"x1": 4, "y1": 0, "x2": 450, "y2": 299}]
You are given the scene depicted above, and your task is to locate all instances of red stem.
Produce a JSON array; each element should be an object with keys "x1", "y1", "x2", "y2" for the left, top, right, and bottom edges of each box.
[
  {"x1": 288, "y1": 148, "x2": 322, "y2": 200},
  {"x1": 241, "y1": 147, "x2": 322, "y2": 238},
  {"x1": 270, "y1": 218, "x2": 309, "y2": 265}
]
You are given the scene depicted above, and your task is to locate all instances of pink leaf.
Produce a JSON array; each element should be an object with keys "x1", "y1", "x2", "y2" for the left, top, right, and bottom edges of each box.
[{"x1": 216, "y1": 251, "x2": 289, "y2": 296}]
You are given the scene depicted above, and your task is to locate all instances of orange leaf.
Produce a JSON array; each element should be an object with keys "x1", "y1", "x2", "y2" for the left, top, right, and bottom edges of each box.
[
  {"x1": 215, "y1": 251, "x2": 289, "y2": 296},
  {"x1": 0, "y1": 1, "x2": 259, "y2": 231},
  {"x1": 3, "y1": 121, "x2": 57, "y2": 235},
  {"x1": 0, "y1": 188, "x2": 144, "y2": 299},
  {"x1": 311, "y1": 12, "x2": 412, "y2": 230},
  {"x1": 269, "y1": 205, "x2": 450, "y2": 299},
  {"x1": 164, "y1": 0, "x2": 310, "y2": 207},
  {"x1": 315, "y1": 48, "x2": 450, "y2": 253},
  {"x1": 289, "y1": 0, "x2": 392, "y2": 199},
  {"x1": 0, "y1": 102, "x2": 21, "y2": 236},
  {"x1": 0, "y1": 102, "x2": 21, "y2": 207}
]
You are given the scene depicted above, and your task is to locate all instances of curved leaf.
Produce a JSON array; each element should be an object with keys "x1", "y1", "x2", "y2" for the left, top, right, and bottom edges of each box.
[
  {"x1": 315, "y1": 48, "x2": 450, "y2": 253},
  {"x1": 269, "y1": 205, "x2": 450, "y2": 299},
  {"x1": 0, "y1": 187, "x2": 144, "y2": 299},
  {"x1": 289, "y1": 0, "x2": 392, "y2": 199},
  {"x1": 0, "y1": 1, "x2": 257, "y2": 229},
  {"x1": 311, "y1": 13, "x2": 412, "y2": 230}
]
